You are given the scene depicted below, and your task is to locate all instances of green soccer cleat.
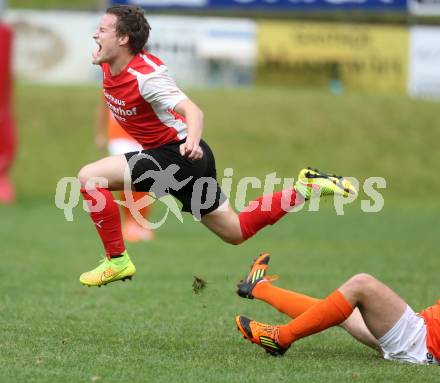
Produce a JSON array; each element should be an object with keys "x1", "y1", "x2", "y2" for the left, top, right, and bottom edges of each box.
[
  {"x1": 294, "y1": 167, "x2": 357, "y2": 200},
  {"x1": 79, "y1": 250, "x2": 136, "y2": 287}
]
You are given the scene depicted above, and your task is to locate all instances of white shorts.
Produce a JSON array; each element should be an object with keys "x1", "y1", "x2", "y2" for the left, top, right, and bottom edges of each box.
[
  {"x1": 108, "y1": 138, "x2": 143, "y2": 157},
  {"x1": 379, "y1": 305, "x2": 438, "y2": 365}
]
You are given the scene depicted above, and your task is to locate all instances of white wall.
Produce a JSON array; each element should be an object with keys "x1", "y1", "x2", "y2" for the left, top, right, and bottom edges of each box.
[
  {"x1": 408, "y1": 26, "x2": 440, "y2": 98},
  {"x1": 6, "y1": 10, "x2": 100, "y2": 83},
  {"x1": 5, "y1": 10, "x2": 256, "y2": 86},
  {"x1": 0, "y1": 0, "x2": 6, "y2": 18}
]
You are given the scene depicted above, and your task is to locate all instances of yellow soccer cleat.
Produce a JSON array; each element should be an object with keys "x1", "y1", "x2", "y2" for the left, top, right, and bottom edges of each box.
[
  {"x1": 79, "y1": 250, "x2": 136, "y2": 287},
  {"x1": 294, "y1": 167, "x2": 357, "y2": 200}
]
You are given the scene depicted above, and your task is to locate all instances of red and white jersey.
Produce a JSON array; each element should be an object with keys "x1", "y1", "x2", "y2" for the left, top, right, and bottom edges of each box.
[{"x1": 101, "y1": 51, "x2": 188, "y2": 150}]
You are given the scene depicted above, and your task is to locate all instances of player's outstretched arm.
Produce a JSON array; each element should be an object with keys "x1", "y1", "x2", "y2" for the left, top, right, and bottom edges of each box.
[{"x1": 174, "y1": 99, "x2": 204, "y2": 160}]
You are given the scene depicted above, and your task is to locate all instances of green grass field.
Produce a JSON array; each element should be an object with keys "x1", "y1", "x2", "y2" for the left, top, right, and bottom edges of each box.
[{"x1": 0, "y1": 85, "x2": 439, "y2": 382}]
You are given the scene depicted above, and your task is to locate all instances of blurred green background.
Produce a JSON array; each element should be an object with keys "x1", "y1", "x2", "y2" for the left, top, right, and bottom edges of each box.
[{"x1": 12, "y1": 84, "x2": 440, "y2": 203}]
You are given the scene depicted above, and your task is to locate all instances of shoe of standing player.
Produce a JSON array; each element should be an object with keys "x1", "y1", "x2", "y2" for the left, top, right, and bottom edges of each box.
[
  {"x1": 236, "y1": 252, "x2": 278, "y2": 299},
  {"x1": 235, "y1": 315, "x2": 289, "y2": 356},
  {"x1": 79, "y1": 250, "x2": 136, "y2": 287},
  {"x1": 294, "y1": 167, "x2": 357, "y2": 200}
]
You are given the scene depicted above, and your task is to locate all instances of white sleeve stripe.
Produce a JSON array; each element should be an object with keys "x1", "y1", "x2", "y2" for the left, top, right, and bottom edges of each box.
[
  {"x1": 128, "y1": 67, "x2": 164, "y2": 80},
  {"x1": 127, "y1": 67, "x2": 142, "y2": 77},
  {"x1": 140, "y1": 54, "x2": 164, "y2": 71}
]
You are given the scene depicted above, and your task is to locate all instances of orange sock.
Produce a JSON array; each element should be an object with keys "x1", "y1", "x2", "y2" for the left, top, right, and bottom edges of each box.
[
  {"x1": 120, "y1": 191, "x2": 151, "y2": 225},
  {"x1": 253, "y1": 282, "x2": 321, "y2": 318},
  {"x1": 278, "y1": 290, "x2": 353, "y2": 347},
  {"x1": 133, "y1": 191, "x2": 151, "y2": 220}
]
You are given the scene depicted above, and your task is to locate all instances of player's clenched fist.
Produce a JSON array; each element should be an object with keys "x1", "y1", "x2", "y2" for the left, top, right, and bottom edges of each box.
[{"x1": 180, "y1": 139, "x2": 204, "y2": 160}]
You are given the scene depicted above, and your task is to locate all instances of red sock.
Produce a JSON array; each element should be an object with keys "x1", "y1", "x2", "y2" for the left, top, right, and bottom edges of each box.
[
  {"x1": 81, "y1": 188, "x2": 125, "y2": 258},
  {"x1": 278, "y1": 290, "x2": 353, "y2": 347},
  {"x1": 253, "y1": 282, "x2": 321, "y2": 319},
  {"x1": 238, "y1": 189, "x2": 304, "y2": 240}
]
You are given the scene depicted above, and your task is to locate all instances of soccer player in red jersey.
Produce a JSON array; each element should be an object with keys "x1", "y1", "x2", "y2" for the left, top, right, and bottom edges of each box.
[
  {"x1": 78, "y1": 5, "x2": 356, "y2": 286},
  {"x1": 235, "y1": 253, "x2": 440, "y2": 365}
]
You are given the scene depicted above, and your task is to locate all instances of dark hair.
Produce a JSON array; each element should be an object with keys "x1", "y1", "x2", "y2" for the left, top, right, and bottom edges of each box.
[{"x1": 106, "y1": 5, "x2": 151, "y2": 55}]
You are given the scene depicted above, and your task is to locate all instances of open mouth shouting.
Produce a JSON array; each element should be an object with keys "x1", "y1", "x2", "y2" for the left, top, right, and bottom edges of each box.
[{"x1": 92, "y1": 40, "x2": 102, "y2": 62}]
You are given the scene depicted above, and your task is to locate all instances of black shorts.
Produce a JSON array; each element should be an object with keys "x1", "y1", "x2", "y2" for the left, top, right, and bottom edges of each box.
[{"x1": 124, "y1": 139, "x2": 226, "y2": 218}]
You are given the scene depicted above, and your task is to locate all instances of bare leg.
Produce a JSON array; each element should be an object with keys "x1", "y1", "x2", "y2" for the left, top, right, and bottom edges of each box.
[
  {"x1": 340, "y1": 273, "x2": 407, "y2": 339},
  {"x1": 78, "y1": 154, "x2": 128, "y2": 190},
  {"x1": 201, "y1": 201, "x2": 244, "y2": 245},
  {"x1": 341, "y1": 309, "x2": 380, "y2": 351},
  {"x1": 202, "y1": 186, "x2": 304, "y2": 245}
]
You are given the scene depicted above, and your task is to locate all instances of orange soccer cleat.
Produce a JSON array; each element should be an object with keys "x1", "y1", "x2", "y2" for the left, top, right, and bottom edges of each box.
[
  {"x1": 236, "y1": 252, "x2": 277, "y2": 299},
  {"x1": 235, "y1": 315, "x2": 289, "y2": 356}
]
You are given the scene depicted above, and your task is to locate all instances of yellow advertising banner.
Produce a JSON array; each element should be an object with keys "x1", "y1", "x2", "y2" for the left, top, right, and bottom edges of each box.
[{"x1": 257, "y1": 21, "x2": 409, "y2": 93}]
